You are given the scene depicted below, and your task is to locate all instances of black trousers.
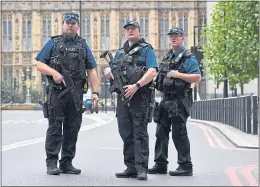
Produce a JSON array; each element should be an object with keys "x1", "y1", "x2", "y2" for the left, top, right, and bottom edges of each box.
[
  {"x1": 45, "y1": 82, "x2": 83, "y2": 166},
  {"x1": 116, "y1": 92, "x2": 150, "y2": 173},
  {"x1": 153, "y1": 99, "x2": 192, "y2": 168}
]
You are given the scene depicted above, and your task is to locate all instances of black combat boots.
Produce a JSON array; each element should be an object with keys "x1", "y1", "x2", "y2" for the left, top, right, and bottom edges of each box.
[
  {"x1": 137, "y1": 172, "x2": 147, "y2": 180},
  {"x1": 47, "y1": 163, "x2": 61, "y2": 175},
  {"x1": 169, "y1": 165, "x2": 193, "y2": 176},
  {"x1": 115, "y1": 167, "x2": 137, "y2": 178},
  {"x1": 148, "y1": 163, "x2": 168, "y2": 174},
  {"x1": 59, "y1": 162, "x2": 81, "y2": 174}
]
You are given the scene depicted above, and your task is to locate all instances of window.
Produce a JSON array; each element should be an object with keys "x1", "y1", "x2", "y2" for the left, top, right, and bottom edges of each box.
[
  {"x1": 42, "y1": 16, "x2": 52, "y2": 45},
  {"x1": 199, "y1": 13, "x2": 207, "y2": 43},
  {"x1": 120, "y1": 14, "x2": 129, "y2": 46},
  {"x1": 184, "y1": 14, "x2": 189, "y2": 48},
  {"x1": 2, "y1": 53, "x2": 12, "y2": 64},
  {"x1": 179, "y1": 14, "x2": 183, "y2": 29},
  {"x1": 179, "y1": 14, "x2": 189, "y2": 48},
  {"x1": 15, "y1": 53, "x2": 19, "y2": 64},
  {"x1": 22, "y1": 16, "x2": 32, "y2": 50},
  {"x1": 140, "y1": 14, "x2": 149, "y2": 42},
  {"x1": 159, "y1": 13, "x2": 169, "y2": 49},
  {"x1": 3, "y1": 16, "x2": 12, "y2": 51},
  {"x1": 3, "y1": 68, "x2": 8, "y2": 81},
  {"x1": 22, "y1": 53, "x2": 32, "y2": 64},
  {"x1": 200, "y1": 13, "x2": 207, "y2": 26},
  {"x1": 16, "y1": 69, "x2": 19, "y2": 83},
  {"x1": 9, "y1": 69, "x2": 13, "y2": 79},
  {"x1": 81, "y1": 15, "x2": 91, "y2": 46},
  {"x1": 101, "y1": 15, "x2": 110, "y2": 50}
]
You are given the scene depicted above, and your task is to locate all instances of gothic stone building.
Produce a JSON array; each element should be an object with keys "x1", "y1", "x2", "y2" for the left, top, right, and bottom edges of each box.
[{"x1": 1, "y1": 0, "x2": 206, "y2": 97}]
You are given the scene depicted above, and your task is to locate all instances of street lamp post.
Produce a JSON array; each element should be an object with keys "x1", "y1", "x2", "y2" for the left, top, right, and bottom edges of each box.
[
  {"x1": 102, "y1": 78, "x2": 111, "y2": 113},
  {"x1": 25, "y1": 68, "x2": 32, "y2": 104},
  {"x1": 193, "y1": 25, "x2": 203, "y2": 101}
]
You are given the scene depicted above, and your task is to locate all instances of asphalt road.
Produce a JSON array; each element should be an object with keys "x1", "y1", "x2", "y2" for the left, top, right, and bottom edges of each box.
[{"x1": 1, "y1": 111, "x2": 259, "y2": 186}]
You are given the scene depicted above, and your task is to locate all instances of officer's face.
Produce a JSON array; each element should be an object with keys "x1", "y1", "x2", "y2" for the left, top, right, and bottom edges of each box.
[
  {"x1": 62, "y1": 21, "x2": 79, "y2": 34},
  {"x1": 169, "y1": 34, "x2": 184, "y2": 48},
  {"x1": 124, "y1": 26, "x2": 140, "y2": 41}
]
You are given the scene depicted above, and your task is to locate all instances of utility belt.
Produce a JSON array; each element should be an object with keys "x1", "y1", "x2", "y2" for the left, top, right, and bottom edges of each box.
[{"x1": 163, "y1": 90, "x2": 190, "y2": 100}]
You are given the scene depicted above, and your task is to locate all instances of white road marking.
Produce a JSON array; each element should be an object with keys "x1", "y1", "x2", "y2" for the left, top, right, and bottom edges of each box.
[
  {"x1": 2, "y1": 119, "x2": 48, "y2": 124},
  {"x1": 97, "y1": 147, "x2": 123, "y2": 150},
  {"x1": 2, "y1": 120, "x2": 12, "y2": 124},
  {"x1": 2, "y1": 114, "x2": 114, "y2": 152}
]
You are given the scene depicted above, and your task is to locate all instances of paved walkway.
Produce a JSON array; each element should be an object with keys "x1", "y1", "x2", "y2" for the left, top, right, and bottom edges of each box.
[{"x1": 188, "y1": 118, "x2": 259, "y2": 149}]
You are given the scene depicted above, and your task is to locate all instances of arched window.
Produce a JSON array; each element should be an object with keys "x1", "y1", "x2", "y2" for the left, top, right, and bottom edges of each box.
[
  {"x1": 4, "y1": 68, "x2": 8, "y2": 81},
  {"x1": 184, "y1": 14, "x2": 189, "y2": 48},
  {"x1": 2, "y1": 16, "x2": 12, "y2": 51},
  {"x1": 3, "y1": 20, "x2": 8, "y2": 50},
  {"x1": 179, "y1": 14, "x2": 183, "y2": 29},
  {"x1": 8, "y1": 20, "x2": 12, "y2": 50},
  {"x1": 82, "y1": 15, "x2": 91, "y2": 46},
  {"x1": 199, "y1": 13, "x2": 207, "y2": 43},
  {"x1": 159, "y1": 13, "x2": 169, "y2": 49},
  {"x1": 179, "y1": 14, "x2": 189, "y2": 48},
  {"x1": 22, "y1": 16, "x2": 32, "y2": 50},
  {"x1": 101, "y1": 15, "x2": 110, "y2": 50},
  {"x1": 120, "y1": 14, "x2": 129, "y2": 46},
  {"x1": 9, "y1": 69, "x2": 13, "y2": 79},
  {"x1": 42, "y1": 16, "x2": 52, "y2": 45},
  {"x1": 140, "y1": 14, "x2": 149, "y2": 41}
]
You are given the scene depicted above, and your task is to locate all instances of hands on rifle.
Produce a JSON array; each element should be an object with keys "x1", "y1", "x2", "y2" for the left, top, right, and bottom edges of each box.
[
  {"x1": 52, "y1": 70, "x2": 66, "y2": 86},
  {"x1": 104, "y1": 67, "x2": 114, "y2": 79},
  {"x1": 123, "y1": 84, "x2": 138, "y2": 99},
  {"x1": 166, "y1": 70, "x2": 180, "y2": 78}
]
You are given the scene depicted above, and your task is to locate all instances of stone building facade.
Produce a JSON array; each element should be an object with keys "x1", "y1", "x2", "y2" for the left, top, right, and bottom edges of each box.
[{"x1": 1, "y1": 0, "x2": 206, "y2": 96}]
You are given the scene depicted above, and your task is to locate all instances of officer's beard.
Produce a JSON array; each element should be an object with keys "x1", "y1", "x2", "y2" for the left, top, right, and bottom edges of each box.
[{"x1": 63, "y1": 32, "x2": 77, "y2": 43}]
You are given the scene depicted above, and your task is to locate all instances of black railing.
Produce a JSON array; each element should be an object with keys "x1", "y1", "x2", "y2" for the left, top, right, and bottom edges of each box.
[{"x1": 190, "y1": 95, "x2": 259, "y2": 135}]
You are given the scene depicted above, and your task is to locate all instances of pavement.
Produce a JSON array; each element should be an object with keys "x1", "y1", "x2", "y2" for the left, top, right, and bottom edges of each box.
[
  {"x1": 188, "y1": 118, "x2": 259, "y2": 149},
  {"x1": 1, "y1": 110, "x2": 259, "y2": 186}
]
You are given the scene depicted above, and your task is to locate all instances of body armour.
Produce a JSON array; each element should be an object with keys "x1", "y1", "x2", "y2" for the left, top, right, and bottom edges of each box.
[
  {"x1": 47, "y1": 34, "x2": 87, "y2": 87},
  {"x1": 155, "y1": 49, "x2": 192, "y2": 93},
  {"x1": 114, "y1": 38, "x2": 152, "y2": 90}
]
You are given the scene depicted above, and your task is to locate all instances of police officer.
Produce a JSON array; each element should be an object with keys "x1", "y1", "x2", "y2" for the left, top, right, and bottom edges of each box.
[
  {"x1": 104, "y1": 21, "x2": 158, "y2": 180},
  {"x1": 148, "y1": 27, "x2": 201, "y2": 176},
  {"x1": 35, "y1": 12, "x2": 99, "y2": 175}
]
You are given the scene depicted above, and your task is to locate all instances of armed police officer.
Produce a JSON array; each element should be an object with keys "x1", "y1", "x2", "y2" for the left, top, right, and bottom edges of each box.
[
  {"x1": 148, "y1": 27, "x2": 201, "y2": 176},
  {"x1": 35, "y1": 12, "x2": 99, "y2": 175},
  {"x1": 104, "y1": 21, "x2": 158, "y2": 180}
]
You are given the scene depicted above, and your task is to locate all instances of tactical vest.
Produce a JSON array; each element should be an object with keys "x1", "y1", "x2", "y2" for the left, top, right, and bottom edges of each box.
[
  {"x1": 115, "y1": 39, "x2": 152, "y2": 88},
  {"x1": 48, "y1": 34, "x2": 87, "y2": 87},
  {"x1": 155, "y1": 49, "x2": 192, "y2": 93}
]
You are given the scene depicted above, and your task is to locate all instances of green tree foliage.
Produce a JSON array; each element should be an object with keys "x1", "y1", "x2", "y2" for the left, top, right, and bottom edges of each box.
[
  {"x1": 1, "y1": 80, "x2": 24, "y2": 103},
  {"x1": 1, "y1": 80, "x2": 12, "y2": 103},
  {"x1": 1, "y1": 80, "x2": 42, "y2": 103},
  {"x1": 201, "y1": 1, "x2": 259, "y2": 87}
]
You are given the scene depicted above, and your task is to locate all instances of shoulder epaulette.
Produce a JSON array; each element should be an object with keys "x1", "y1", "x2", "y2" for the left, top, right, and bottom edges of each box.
[
  {"x1": 184, "y1": 50, "x2": 193, "y2": 58},
  {"x1": 139, "y1": 42, "x2": 154, "y2": 49},
  {"x1": 78, "y1": 36, "x2": 86, "y2": 44},
  {"x1": 51, "y1": 35, "x2": 62, "y2": 43},
  {"x1": 50, "y1": 35, "x2": 62, "y2": 39}
]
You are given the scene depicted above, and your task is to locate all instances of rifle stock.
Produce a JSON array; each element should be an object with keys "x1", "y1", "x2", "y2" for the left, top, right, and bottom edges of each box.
[
  {"x1": 100, "y1": 50, "x2": 130, "y2": 108},
  {"x1": 59, "y1": 63, "x2": 81, "y2": 111}
]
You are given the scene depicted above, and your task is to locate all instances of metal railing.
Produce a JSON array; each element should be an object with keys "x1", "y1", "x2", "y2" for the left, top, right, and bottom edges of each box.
[{"x1": 190, "y1": 95, "x2": 259, "y2": 135}]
